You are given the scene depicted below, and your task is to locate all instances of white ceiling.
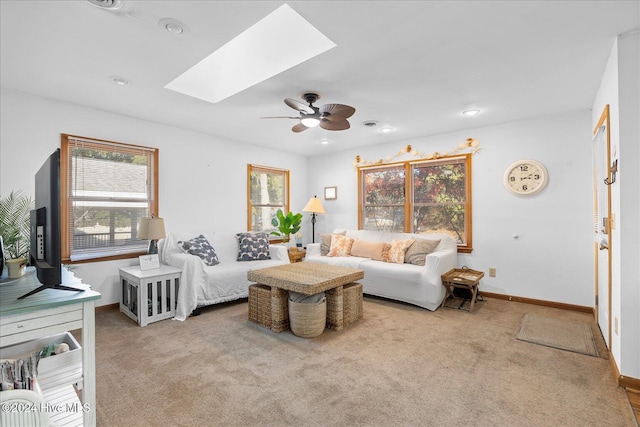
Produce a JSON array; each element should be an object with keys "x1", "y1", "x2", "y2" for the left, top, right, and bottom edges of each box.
[{"x1": 1, "y1": 1, "x2": 638, "y2": 157}]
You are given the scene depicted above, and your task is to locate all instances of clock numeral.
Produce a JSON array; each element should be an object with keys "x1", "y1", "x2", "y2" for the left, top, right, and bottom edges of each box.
[
  {"x1": 509, "y1": 176, "x2": 515, "y2": 182},
  {"x1": 520, "y1": 165, "x2": 529, "y2": 172},
  {"x1": 534, "y1": 174, "x2": 540, "y2": 180},
  {"x1": 522, "y1": 184, "x2": 528, "y2": 191}
]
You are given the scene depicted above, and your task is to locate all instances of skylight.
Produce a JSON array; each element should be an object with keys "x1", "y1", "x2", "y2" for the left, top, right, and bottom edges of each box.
[{"x1": 165, "y1": 4, "x2": 336, "y2": 104}]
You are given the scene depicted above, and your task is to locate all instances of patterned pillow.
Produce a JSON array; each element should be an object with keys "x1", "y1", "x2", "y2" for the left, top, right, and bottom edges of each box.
[
  {"x1": 236, "y1": 232, "x2": 271, "y2": 261},
  {"x1": 178, "y1": 235, "x2": 219, "y2": 266},
  {"x1": 404, "y1": 239, "x2": 441, "y2": 266},
  {"x1": 320, "y1": 231, "x2": 346, "y2": 256},
  {"x1": 327, "y1": 234, "x2": 354, "y2": 257},
  {"x1": 387, "y1": 239, "x2": 415, "y2": 264}
]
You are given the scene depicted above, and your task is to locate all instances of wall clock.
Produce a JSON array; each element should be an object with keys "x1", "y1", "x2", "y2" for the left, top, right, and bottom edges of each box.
[{"x1": 503, "y1": 159, "x2": 548, "y2": 195}]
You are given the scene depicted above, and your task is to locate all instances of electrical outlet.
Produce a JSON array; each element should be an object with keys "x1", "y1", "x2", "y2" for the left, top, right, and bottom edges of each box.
[
  {"x1": 489, "y1": 267, "x2": 496, "y2": 277},
  {"x1": 615, "y1": 317, "x2": 619, "y2": 335}
]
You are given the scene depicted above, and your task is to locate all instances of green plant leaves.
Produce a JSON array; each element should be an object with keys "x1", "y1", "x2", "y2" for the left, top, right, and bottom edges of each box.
[
  {"x1": 269, "y1": 209, "x2": 303, "y2": 242},
  {"x1": 0, "y1": 190, "x2": 33, "y2": 259}
]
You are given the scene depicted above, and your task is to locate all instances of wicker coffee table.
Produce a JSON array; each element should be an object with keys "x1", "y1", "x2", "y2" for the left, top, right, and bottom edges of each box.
[{"x1": 247, "y1": 262, "x2": 364, "y2": 332}]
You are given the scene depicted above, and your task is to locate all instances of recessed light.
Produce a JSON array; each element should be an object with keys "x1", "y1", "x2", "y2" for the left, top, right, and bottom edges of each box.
[
  {"x1": 110, "y1": 76, "x2": 130, "y2": 86},
  {"x1": 318, "y1": 139, "x2": 331, "y2": 145},
  {"x1": 462, "y1": 109, "x2": 481, "y2": 116},
  {"x1": 86, "y1": 0, "x2": 123, "y2": 10},
  {"x1": 379, "y1": 126, "x2": 394, "y2": 133},
  {"x1": 363, "y1": 120, "x2": 378, "y2": 128},
  {"x1": 158, "y1": 18, "x2": 188, "y2": 35}
]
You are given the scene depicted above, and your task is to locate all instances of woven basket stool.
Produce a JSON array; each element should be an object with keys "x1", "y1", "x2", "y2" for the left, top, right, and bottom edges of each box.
[
  {"x1": 248, "y1": 284, "x2": 272, "y2": 328},
  {"x1": 288, "y1": 297, "x2": 327, "y2": 338},
  {"x1": 343, "y1": 282, "x2": 363, "y2": 325}
]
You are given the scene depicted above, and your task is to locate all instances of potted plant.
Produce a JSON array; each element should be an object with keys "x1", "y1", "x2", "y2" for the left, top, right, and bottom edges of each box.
[
  {"x1": 0, "y1": 190, "x2": 33, "y2": 277},
  {"x1": 270, "y1": 209, "x2": 303, "y2": 244}
]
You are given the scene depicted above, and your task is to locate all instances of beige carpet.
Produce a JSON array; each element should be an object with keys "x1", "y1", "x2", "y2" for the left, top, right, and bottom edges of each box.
[
  {"x1": 515, "y1": 313, "x2": 599, "y2": 357},
  {"x1": 93, "y1": 297, "x2": 637, "y2": 427}
]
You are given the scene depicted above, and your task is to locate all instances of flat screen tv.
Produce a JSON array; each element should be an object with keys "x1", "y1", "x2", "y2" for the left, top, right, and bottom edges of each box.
[{"x1": 19, "y1": 149, "x2": 83, "y2": 299}]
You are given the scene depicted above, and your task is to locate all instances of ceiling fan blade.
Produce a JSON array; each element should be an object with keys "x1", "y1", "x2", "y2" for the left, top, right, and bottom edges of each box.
[
  {"x1": 292, "y1": 123, "x2": 308, "y2": 133},
  {"x1": 320, "y1": 118, "x2": 350, "y2": 131},
  {"x1": 319, "y1": 103, "x2": 356, "y2": 119},
  {"x1": 285, "y1": 98, "x2": 313, "y2": 114},
  {"x1": 260, "y1": 116, "x2": 299, "y2": 119}
]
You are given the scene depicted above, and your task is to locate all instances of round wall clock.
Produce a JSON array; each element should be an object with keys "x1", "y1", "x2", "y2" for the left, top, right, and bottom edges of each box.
[{"x1": 503, "y1": 159, "x2": 548, "y2": 195}]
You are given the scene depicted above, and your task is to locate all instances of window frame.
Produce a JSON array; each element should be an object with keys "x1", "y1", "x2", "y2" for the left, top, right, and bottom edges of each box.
[
  {"x1": 61, "y1": 134, "x2": 159, "y2": 263},
  {"x1": 246, "y1": 164, "x2": 290, "y2": 241},
  {"x1": 358, "y1": 154, "x2": 473, "y2": 253}
]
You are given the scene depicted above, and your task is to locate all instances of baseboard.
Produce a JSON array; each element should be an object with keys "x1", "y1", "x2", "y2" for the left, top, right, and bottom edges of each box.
[
  {"x1": 479, "y1": 291, "x2": 592, "y2": 313},
  {"x1": 95, "y1": 302, "x2": 118, "y2": 312},
  {"x1": 607, "y1": 350, "x2": 640, "y2": 391}
]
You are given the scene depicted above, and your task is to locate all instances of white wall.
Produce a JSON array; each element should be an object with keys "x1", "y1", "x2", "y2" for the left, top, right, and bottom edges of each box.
[
  {"x1": 308, "y1": 111, "x2": 595, "y2": 307},
  {"x1": 1, "y1": 90, "x2": 308, "y2": 306},
  {"x1": 592, "y1": 33, "x2": 640, "y2": 380}
]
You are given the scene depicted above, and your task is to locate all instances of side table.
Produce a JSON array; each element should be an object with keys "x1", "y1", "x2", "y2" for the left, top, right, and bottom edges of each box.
[
  {"x1": 119, "y1": 264, "x2": 181, "y2": 326},
  {"x1": 441, "y1": 268, "x2": 484, "y2": 313},
  {"x1": 288, "y1": 248, "x2": 306, "y2": 263}
]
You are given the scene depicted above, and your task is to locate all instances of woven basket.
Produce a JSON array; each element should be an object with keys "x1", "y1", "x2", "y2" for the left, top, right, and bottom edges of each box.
[{"x1": 288, "y1": 297, "x2": 327, "y2": 338}]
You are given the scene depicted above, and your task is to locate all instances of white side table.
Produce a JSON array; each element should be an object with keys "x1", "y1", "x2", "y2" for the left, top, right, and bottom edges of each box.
[{"x1": 119, "y1": 264, "x2": 181, "y2": 326}]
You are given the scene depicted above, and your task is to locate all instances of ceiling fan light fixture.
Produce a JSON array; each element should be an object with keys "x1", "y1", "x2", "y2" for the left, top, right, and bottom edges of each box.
[
  {"x1": 462, "y1": 109, "x2": 481, "y2": 116},
  {"x1": 301, "y1": 117, "x2": 320, "y2": 127}
]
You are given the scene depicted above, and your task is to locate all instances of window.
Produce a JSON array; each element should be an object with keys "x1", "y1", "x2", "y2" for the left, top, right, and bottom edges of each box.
[
  {"x1": 61, "y1": 134, "x2": 159, "y2": 262},
  {"x1": 247, "y1": 164, "x2": 289, "y2": 237},
  {"x1": 359, "y1": 154, "x2": 472, "y2": 252}
]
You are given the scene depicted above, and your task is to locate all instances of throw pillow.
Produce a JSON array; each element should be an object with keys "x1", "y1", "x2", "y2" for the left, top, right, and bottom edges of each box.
[
  {"x1": 178, "y1": 235, "x2": 219, "y2": 266},
  {"x1": 381, "y1": 243, "x2": 392, "y2": 262},
  {"x1": 327, "y1": 234, "x2": 355, "y2": 257},
  {"x1": 350, "y1": 240, "x2": 387, "y2": 261},
  {"x1": 387, "y1": 239, "x2": 415, "y2": 264},
  {"x1": 404, "y1": 238, "x2": 441, "y2": 266},
  {"x1": 236, "y1": 232, "x2": 271, "y2": 261},
  {"x1": 320, "y1": 231, "x2": 346, "y2": 256}
]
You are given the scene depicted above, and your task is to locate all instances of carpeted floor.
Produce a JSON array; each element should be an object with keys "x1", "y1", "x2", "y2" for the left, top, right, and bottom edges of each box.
[{"x1": 93, "y1": 296, "x2": 637, "y2": 426}]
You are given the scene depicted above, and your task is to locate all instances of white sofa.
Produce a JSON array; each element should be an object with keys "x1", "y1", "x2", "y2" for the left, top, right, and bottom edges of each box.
[
  {"x1": 305, "y1": 229, "x2": 457, "y2": 310},
  {"x1": 159, "y1": 231, "x2": 290, "y2": 321}
]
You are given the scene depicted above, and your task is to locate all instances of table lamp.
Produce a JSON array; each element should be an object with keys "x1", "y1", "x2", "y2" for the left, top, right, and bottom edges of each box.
[
  {"x1": 301, "y1": 196, "x2": 325, "y2": 243},
  {"x1": 138, "y1": 215, "x2": 166, "y2": 254}
]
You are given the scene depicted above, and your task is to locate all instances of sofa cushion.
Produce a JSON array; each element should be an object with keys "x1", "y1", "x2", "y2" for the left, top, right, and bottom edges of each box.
[
  {"x1": 179, "y1": 234, "x2": 220, "y2": 266},
  {"x1": 404, "y1": 238, "x2": 441, "y2": 266},
  {"x1": 236, "y1": 232, "x2": 271, "y2": 261},
  {"x1": 327, "y1": 234, "x2": 355, "y2": 257},
  {"x1": 387, "y1": 239, "x2": 415, "y2": 264},
  {"x1": 320, "y1": 231, "x2": 346, "y2": 256},
  {"x1": 350, "y1": 240, "x2": 387, "y2": 261}
]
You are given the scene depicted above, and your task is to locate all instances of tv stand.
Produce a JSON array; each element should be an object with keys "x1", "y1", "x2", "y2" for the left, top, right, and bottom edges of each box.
[{"x1": 18, "y1": 283, "x2": 85, "y2": 300}]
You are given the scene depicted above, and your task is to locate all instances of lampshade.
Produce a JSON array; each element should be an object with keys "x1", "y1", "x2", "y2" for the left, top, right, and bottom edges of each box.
[
  {"x1": 138, "y1": 217, "x2": 166, "y2": 240},
  {"x1": 302, "y1": 196, "x2": 326, "y2": 214}
]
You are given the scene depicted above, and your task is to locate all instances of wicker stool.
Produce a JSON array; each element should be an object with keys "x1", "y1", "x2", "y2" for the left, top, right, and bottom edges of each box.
[
  {"x1": 343, "y1": 283, "x2": 363, "y2": 326},
  {"x1": 248, "y1": 284, "x2": 289, "y2": 332},
  {"x1": 248, "y1": 284, "x2": 272, "y2": 328}
]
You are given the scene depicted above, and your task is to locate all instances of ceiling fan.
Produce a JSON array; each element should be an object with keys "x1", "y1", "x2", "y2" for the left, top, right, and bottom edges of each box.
[{"x1": 261, "y1": 93, "x2": 356, "y2": 133}]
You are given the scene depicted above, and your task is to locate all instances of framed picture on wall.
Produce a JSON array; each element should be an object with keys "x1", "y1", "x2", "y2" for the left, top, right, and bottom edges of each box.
[{"x1": 324, "y1": 186, "x2": 337, "y2": 200}]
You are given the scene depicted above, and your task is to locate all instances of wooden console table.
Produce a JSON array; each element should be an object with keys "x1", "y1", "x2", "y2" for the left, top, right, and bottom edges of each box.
[{"x1": 0, "y1": 267, "x2": 101, "y2": 426}]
